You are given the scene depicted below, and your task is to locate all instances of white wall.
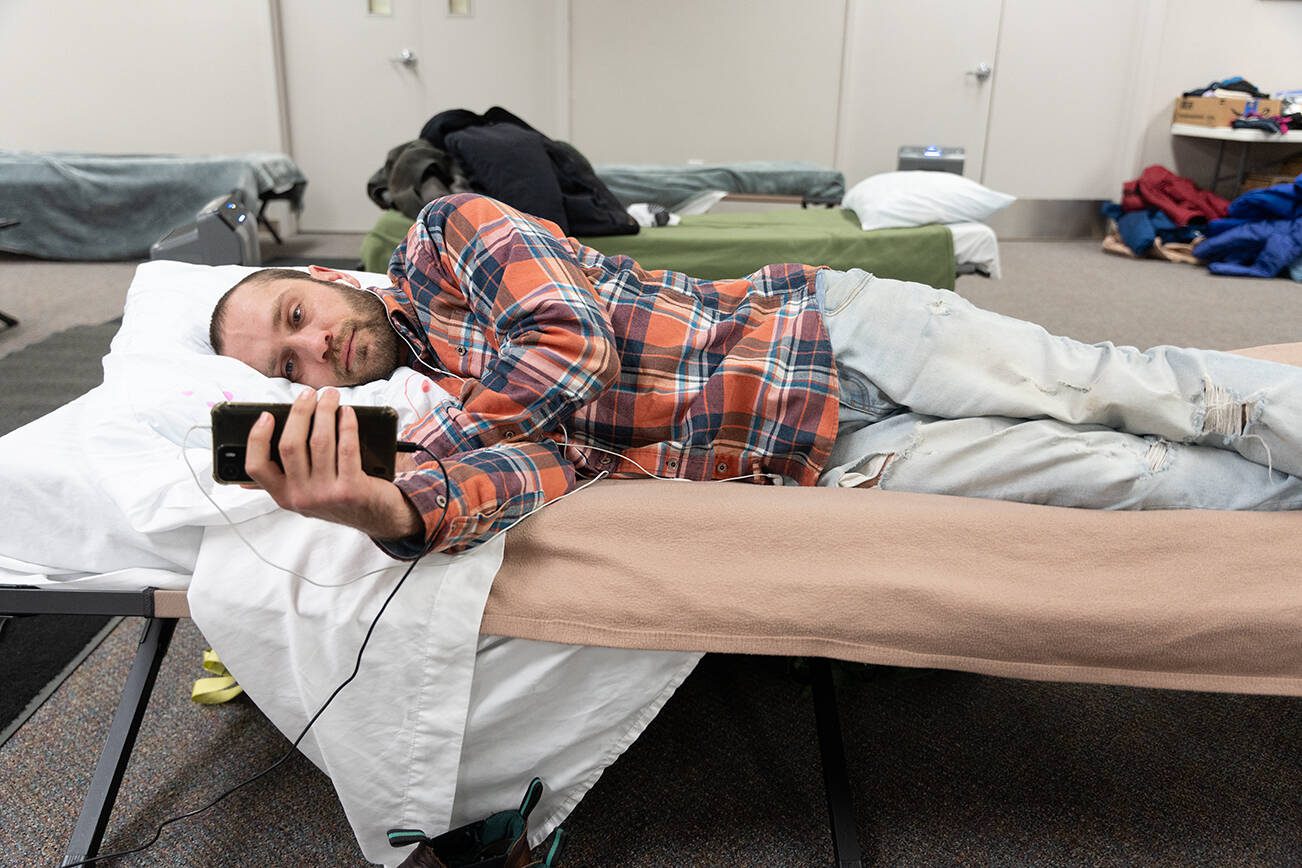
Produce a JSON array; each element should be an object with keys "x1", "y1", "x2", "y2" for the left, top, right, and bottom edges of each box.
[
  {"x1": 417, "y1": 0, "x2": 567, "y2": 137},
  {"x1": 981, "y1": 0, "x2": 1152, "y2": 199},
  {"x1": 835, "y1": 0, "x2": 1003, "y2": 187},
  {"x1": 565, "y1": 0, "x2": 1302, "y2": 200},
  {"x1": 1133, "y1": 0, "x2": 1302, "y2": 182},
  {"x1": 0, "y1": 0, "x2": 284, "y2": 155},
  {"x1": 568, "y1": 0, "x2": 845, "y2": 165},
  {"x1": 3, "y1": 0, "x2": 1300, "y2": 225},
  {"x1": 278, "y1": 0, "x2": 567, "y2": 231}
]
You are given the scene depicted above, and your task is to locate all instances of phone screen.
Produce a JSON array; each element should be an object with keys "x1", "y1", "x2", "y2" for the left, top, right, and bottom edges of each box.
[{"x1": 210, "y1": 401, "x2": 398, "y2": 484}]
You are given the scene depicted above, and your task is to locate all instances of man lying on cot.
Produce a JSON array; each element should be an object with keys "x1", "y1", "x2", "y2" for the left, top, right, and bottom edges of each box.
[{"x1": 208, "y1": 193, "x2": 1302, "y2": 557}]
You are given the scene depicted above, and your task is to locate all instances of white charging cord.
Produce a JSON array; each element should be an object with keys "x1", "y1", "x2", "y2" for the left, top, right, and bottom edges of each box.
[
  {"x1": 182, "y1": 425, "x2": 388, "y2": 588},
  {"x1": 181, "y1": 425, "x2": 610, "y2": 586}
]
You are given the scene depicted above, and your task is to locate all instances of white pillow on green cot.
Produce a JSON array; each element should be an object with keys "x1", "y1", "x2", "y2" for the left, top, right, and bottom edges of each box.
[{"x1": 842, "y1": 171, "x2": 1015, "y2": 231}]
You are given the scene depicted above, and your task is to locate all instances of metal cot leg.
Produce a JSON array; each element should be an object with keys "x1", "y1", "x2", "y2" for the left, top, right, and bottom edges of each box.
[
  {"x1": 1210, "y1": 141, "x2": 1226, "y2": 195},
  {"x1": 257, "y1": 199, "x2": 284, "y2": 245},
  {"x1": 810, "y1": 657, "x2": 866, "y2": 868},
  {"x1": 61, "y1": 617, "x2": 177, "y2": 867},
  {"x1": 1234, "y1": 142, "x2": 1251, "y2": 197}
]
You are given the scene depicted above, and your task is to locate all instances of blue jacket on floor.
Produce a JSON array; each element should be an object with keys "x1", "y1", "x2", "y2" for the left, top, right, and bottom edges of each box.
[
  {"x1": 1198, "y1": 177, "x2": 1302, "y2": 278},
  {"x1": 1100, "y1": 202, "x2": 1198, "y2": 256}
]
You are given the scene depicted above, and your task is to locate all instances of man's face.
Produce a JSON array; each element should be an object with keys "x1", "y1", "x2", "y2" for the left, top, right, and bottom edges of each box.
[{"x1": 218, "y1": 276, "x2": 405, "y2": 388}]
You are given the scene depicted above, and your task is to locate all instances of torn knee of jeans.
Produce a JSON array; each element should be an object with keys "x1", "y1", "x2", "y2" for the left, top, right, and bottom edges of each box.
[
  {"x1": 1199, "y1": 378, "x2": 1260, "y2": 438},
  {"x1": 1032, "y1": 379, "x2": 1090, "y2": 396},
  {"x1": 1143, "y1": 438, "x2": 1173, "y2": 474},
  {"x1": 837, "y1": 453, "x2": 895, "y2": 489}
]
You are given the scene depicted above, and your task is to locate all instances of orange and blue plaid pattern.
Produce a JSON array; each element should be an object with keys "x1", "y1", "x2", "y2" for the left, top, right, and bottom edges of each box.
[{"x1": 375, "y1": 194, "x2": 839, "y2": 555}]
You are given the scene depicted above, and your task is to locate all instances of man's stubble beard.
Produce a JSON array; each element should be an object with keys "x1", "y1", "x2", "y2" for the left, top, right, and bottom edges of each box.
[{"x1": 338, "y1": 287, "x2": 405, "y2": 386}]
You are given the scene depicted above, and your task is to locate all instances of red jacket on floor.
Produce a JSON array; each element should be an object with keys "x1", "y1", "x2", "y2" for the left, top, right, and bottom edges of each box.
[{"x1": 1121, "y1": 165, "x2": 1229, "y2": 225}]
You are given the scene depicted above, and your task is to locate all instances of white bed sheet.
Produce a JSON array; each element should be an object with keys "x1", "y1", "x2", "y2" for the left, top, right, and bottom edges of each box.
[
  {"x1": 0, "y1": 260, "x2": 700, "y2": 866},
  {"x1": 949, "y1": 221, "x2": 1002, "y2": 278},
  {"x1": 190, "y1": 516, "x2": 700, "y2": 866}
]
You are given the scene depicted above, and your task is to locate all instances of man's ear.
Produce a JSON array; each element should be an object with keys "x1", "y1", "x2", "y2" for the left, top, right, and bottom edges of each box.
[{"x1": 307, "y1": 264, "x2": 362, "y2": 289}]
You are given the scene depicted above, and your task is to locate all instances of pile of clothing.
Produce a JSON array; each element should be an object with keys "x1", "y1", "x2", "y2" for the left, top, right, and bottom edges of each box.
[
  {"x1": 367, "y1": 106, "x2": 637, "y2": 237},
  {"x1": 1232, "y1": 107, "x2": 1294, "y2": 135},
  {"x1": 1101, "y1": 165, "x2": 1225, "y2": 264},
  {"x1": 1183, "y1": 76, "x2": 1270, "y2": 100},
  {"x1": 1183, "y1": 76, "x2": 1302, "y2": 135},
  {"x1": 1197, "y1": 175, "x2": 1302, "y2": 280},
  {"x1": 1102, "y1": 165, "x2": 1302, "y2": 281}
]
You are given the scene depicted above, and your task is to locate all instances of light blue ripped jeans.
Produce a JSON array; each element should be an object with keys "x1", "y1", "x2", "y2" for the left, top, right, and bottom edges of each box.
[{"x1": 814, "y1": 269, "x2": 1302, "y2": 510}]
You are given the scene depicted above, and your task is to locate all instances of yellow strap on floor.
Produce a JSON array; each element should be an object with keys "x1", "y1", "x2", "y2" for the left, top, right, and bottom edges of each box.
[
  {"x1": 201, "y1": 648, "x2": 227, "y2": 675},
  {"x1": 192, "y1": 649, "x2": 245, "y2": 705}
]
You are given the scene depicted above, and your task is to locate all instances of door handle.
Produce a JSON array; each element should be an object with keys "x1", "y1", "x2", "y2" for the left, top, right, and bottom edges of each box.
[
  {"x1": 391, "y1": 48, "x2": 418, "y2": 68},
  {"x1": 966, "y1": 62, "x2": 993, "y2": 82}
]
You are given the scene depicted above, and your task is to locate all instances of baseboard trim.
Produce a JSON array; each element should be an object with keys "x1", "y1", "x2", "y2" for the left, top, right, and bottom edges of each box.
[{"x1": 986, "y1": 199, "x2": 1107, "y2": 241}]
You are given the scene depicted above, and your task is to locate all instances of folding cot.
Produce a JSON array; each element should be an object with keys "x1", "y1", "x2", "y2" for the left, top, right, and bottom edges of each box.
[
  {"x1": 359, "y1": 206, "x2": 998, "y2": 287},
  {"x1": 0, "y1": 256, "x2": 1296, "y2": 866},
  {"x1": 0, "y1": 150, "x2": 306, "y2": 260},
  {"x1": 0, "y1": 217, "x2": 19, "y2": 327},
  {"x1": 592, "y1": 160, "x2": 847, "y2": 210},
  {"x1": 5, "y1": 425, "x2": 1302, "y2": 866}
]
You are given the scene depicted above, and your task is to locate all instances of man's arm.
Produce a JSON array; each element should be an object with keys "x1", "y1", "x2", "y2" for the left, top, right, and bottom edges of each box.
[
  {"x1": 383, "y1": 437, "x2": 577, "y2": 557},
  {"x1": 394, "y1": 193, "x2": 622, "y2": 457},
  {"x1": 244, "y1": 389, "x2": 577, "y2": 555}
]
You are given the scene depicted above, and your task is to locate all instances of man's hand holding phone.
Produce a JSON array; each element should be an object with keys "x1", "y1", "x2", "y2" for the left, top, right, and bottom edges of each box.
[{"x1": 243, "y1": 389, "x2": 423, "y2": 542}]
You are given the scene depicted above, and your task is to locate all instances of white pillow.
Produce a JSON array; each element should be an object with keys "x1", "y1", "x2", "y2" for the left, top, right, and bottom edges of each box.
[
  {"x1": 0, "y1": 261, "x2": 453, "y2": 584},
  {"x1": 841, "y1": 171, "x2": 1015, "y2": 231},
  {"x1": 0, "y1": 385, "x2": 205, "y2": 579},
  {"x1": 111, "y1": 260, "x2": 384, "y2": 357}
]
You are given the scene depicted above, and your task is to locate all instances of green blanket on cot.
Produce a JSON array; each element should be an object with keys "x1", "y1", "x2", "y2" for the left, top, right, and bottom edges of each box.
[{"x1": 360, "y1": 207, "x2": 955, "y2": 290}]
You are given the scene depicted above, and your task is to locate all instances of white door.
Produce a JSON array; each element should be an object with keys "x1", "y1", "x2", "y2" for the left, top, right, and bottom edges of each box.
[
  {"x1": 414, "y1": 0, "x2": 567, "y2": 136},
  {"x1": 836, "y1": 0, "x2": 1002, "y2": 188},
  {"x1": 280, "y1": 0, "x2": 568, "y2": 233},
  {"x1": 981, "y1": 0, "x2": 1154, "y2": 199},
  {"x1": 279, "y1": 0, "x2": 428, "y2": 232}
]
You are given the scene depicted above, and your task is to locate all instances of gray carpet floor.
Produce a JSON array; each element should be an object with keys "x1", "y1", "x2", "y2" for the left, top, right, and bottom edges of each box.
[
  {"x1": 0, "y1": 318, "x2": 124, "y2": 748},
  {"x1": 1, "y1": 237, "x2": 1300, "y2": 867},
  {"x1": 0, "y1": 318, "x2": 121, "y2": 431}
]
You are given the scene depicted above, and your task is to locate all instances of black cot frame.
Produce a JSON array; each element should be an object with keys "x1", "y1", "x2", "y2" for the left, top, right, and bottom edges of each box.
[
  {"x1": 0, "y1": 586, "x2": 185, "y2": 867},
  {"x1": 0, "y1": 584, "x2": 865, "y2": 867},
  {"x1": 0, "y1": 217, "x2": 20, "y2": 328}
]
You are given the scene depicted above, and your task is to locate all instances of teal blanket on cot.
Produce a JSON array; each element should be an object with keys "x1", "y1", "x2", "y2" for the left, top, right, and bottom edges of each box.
[
  {"x1": 0, "y1": 150, "x2": 306, "y2": 261},
  {"x1": 595, "y1": 161, "x2": 845, "y2": 209}
]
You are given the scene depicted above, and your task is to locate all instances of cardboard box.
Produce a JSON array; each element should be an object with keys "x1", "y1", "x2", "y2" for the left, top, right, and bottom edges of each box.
[
  {"x1": 1241, "y1": 173, "x2": 1294, "y2": 193},
  {"x1": 1171, "y1": 95, "x2": 1283, "y2": 127}
]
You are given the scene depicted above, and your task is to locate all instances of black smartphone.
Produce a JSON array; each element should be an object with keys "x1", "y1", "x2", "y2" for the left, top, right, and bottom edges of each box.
[{"x1": 210, "y1": 401, "x2": 399, "y2": 484}]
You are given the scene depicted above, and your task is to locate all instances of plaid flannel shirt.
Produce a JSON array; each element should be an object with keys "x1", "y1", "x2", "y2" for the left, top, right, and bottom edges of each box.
[{"x1": 373, "y1": 194, "x2": 839, "y2": 556}]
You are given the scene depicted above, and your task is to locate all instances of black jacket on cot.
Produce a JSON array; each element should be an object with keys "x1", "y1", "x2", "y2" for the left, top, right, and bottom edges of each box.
[{"x1": 419, "y1": 106, "x2": 638, "y2": 237}]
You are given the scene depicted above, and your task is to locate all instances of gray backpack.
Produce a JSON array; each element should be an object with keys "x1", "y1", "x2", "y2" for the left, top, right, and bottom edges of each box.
[{"x1": 367, "y1": 140, "x2": 472, "y2": 219}]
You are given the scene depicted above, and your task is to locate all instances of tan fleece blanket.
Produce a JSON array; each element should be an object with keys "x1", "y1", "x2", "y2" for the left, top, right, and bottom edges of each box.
[{"x1": 484, "y1": 343, "x2": 1302, "y2": 697}]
